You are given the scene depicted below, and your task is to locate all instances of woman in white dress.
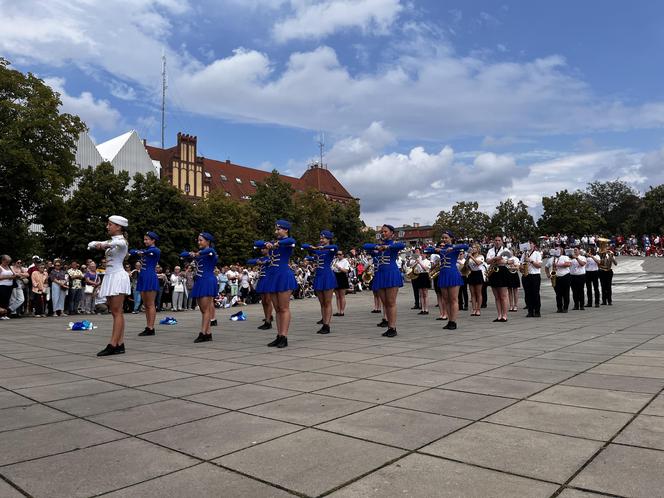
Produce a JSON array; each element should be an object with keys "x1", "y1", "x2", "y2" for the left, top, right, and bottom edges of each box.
[{"x1": 88, "y1": 215, "x2": 131, "y2": 356}]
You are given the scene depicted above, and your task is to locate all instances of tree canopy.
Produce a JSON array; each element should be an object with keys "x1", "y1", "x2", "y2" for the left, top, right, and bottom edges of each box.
[
  {"x1": 489, "y1": 199, "x2": 537, "y2": 241},
  {"x1": 432, "y1": 201, "x2": 491, "y2": 241},
  {"x1": 538, "y1": 190, "x2": 604, "y2": 235}
]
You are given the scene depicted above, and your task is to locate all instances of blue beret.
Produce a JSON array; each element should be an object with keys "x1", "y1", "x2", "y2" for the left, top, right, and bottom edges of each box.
[
  {"x1": 320, "y1": 230, "x2": 334, "y2": 239},
  {"x1": 145, "y1": 231, "x2": 159, "y2": 241},
  {"x1": 383, "y1": 224, "x2": 396, "y2": 232},
  {"x1": 275, "y1": 219, "x2": 291, "y2": 230},
  {"x1": 199, "y1": 232, "x2": 215, "y2": 242},
  {"x1": 444, "y1": 230, "x2": 454, "y2": 239}
]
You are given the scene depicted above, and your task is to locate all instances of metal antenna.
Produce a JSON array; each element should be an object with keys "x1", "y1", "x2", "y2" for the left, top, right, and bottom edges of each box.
[
  {"x1": 317, "y1": 131, "x2": 325, "y2": 169},
  {"x1": 161, "y1": 50, "x2": 167, "y2": 149}
]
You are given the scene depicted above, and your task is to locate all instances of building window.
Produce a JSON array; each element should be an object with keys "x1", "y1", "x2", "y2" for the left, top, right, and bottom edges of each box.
[
  {"x1": 224, "y1": 192, "x2": 230, "y2": 197},
  {"x1": 250, "y1": 180, "x2": 257, "y2": 187},
  {"x1": 241, "y1": 195, "x2": 251, "y2": 200},
  {"x1": 236, "y1": 177, "x2": 242, "y2": 184},
  {"x1": 220, "y1": 174, "x2": 227, "y2": 181},
  {"x1": 185, "y1": 183, "x2": 190, "y2": 193},
  {"x1": 204, "y1": 172, "x2": 211, "y2": 179}
]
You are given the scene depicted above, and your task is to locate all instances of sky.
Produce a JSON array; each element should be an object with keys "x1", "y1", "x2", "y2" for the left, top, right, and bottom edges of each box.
[{"x1": 2, "y1": 0, "x2": 664, "y2": 227}]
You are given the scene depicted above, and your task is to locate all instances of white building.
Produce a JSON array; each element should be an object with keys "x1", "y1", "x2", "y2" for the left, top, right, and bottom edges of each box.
[{"x1": 75, "y1": 130, "x2": 160, "y2": 177}]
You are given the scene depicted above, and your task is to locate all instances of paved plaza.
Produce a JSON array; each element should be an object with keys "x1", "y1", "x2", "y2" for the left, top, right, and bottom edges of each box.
[{"x1": 1, "y1": 258, "x2": 664, "y2": 497}]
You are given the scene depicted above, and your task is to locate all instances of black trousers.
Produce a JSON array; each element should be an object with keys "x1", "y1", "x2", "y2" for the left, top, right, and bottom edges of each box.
[
  {"x1": 522, "y1": 274, "x2": 541, "y2": 313},
  {"x1": 481, "y1": 282, "x2": 488, "y2": 308},
  {"x1": 599, "y1": 270, "x2": 614, "y2": 304},
  {"x1": 571, "y1": 274, "x2": 586, "y2": 309},
  {"x1": 554, "y1": 274, "x2": 571, "y2": 311},
  {"x1": 411, "y1": 281, "x2": 419, "y2": 308},
  {"x1": 458, "y1": 278, "x2": 468, "y2": 309},
  {"x1": 585, "y1": 271, "x2": 600, "y2": 305}
]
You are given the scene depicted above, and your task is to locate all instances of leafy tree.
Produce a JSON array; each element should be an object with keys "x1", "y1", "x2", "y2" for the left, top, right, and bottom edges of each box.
[
  {"x1": 432, "y1": 201, "x2": 491, "y2": 241},
  {"x1": 330, "y1": 200, "x2": 367, "y2": 250},
  {"x1": 125, "y1": 172, "x2": 198, "y2": 268},
  {"x1": 489, "y1": 199, "x2": 537, "y2": 242},
  {"x1": 585, "y1": 180, "x2": 642, "y2": 234},
  {"x1": 292, "y1": 189, "x2": 333, "y2": 245},
  {"x1": 538, "y1": 189, "x2": 603, "y2": 235},
  {"x1": 639, "y1": 185, "x2": 664, "y2": 234},
  {"x1": 44, "y1": 162, "x2": 130, "y2": 260},
  {"x1": 193, "y1": 191, "x2": 259, "y2": 265},
  {"x1": 249, "y1": 170, "x2": 295, "y2": 238},
  {"x1": 0, "y1": 58, "x2": 85, "y2": 255}
]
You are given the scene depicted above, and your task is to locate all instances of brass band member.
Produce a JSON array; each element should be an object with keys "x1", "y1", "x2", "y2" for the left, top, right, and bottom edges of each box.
[
  {"x1": 409, "y1": 248, "x2": 432, "y2": 315},
  {"x1": 466, "y1": 243, "x2": 485, "y2": 316},
  {"x1": 569, "y1": 247, "x2": 587, "y2": 310},
  {"x1": 486, "y1": 235, "x2": 510, "y2": 322},
  {"x1": 426, "y1": 244, "x2": 447, "y2": 320},
  {"x1": 507, "y1": 252, "x2": 521, "y2": 312},
  {"x1": 456, "y1": 250, "x2": 469, "y2": 311},
  {"x1": 599, "y1": 245, "x2": 617, "y2": 305},
  {"x1": 520, "y1": 240, "x2": 542, "y2": 317},
  {"x1": 432, "y1": 230, "x2": 468, "y2": 330},
  {"x1": 584, "y1": 247, "x2": 600, "y2": 307},
  {"x1": 545, "y1": 244, "x2": 572, "y2": 313}
]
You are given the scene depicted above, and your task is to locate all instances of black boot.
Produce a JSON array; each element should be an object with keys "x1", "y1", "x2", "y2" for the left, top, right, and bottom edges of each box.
[
  {"x1": 138, "y1": 327, "x2": 155, "y2": 336},
  {"x1": 382, "y1": 328, "x2": 397, "y2": 337},
  {"x1": 257, "y1": 320, "x2": 272, "y2": 330},
  {"x1": 267, "y1": 335, "x2": 282, "y2": 347},
  {"x1": 276, "y1": 336, "x2": 288, "y2": 348},
  {"x1": 194, "y1": 332, "x2": 207, "y2": 343},
  {"x1": 376, "y1": 318, "x2": 388, "y2": 327},
  {"x1": 316, "y1": 324, "x2": 331, "y2": 334}
]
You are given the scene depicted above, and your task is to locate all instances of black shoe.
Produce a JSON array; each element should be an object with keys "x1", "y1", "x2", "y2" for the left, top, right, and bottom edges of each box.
[
  {"x1": 436, "y1": 316, "x2": 448, "y2": 321},
  {"x1": 556, "y1": 309, "x2": 563, "y2": 313},
  {"x1": 586, "y1": 302, "x2": 592, "y2": 308},
  {"x1": 499, "y1": 318, "x2": 508, "y2": 322},
  {"x1": 97, "y1": 344, "x2": 118, "y2": 357},
  {"x1": 411, "y1": 306, "x2": 420, "y2": 310},
  {"x1": 595, "y1": 303, "x2": 600, "y2": 308},
  {"x1": 493, "y1": 318, "x2": 501, "y2": 322},
  {"x1": 194, "y1": 332, "x2": 207, "y2": 343},
  {"x1": 316, "y1": 324, "x2": 331, "y2": 335},
  {"x1": 317, "y1": 319, "x2": 324, "y2": 324},
  {"x1": 257, "y1": 321, "x2": 272, "y2": 330},
  {"x1": 210, "y1": 319, "x2": 218, "y2": 327},
  {"x1": 421, "y1": 311, "x2": 429, "y2": 315},
  {"x1": 562, "y1": 309, "x2": 568, "y2": 313},
  {"x1": 383, "y1": 328, "x2": 397, "y2": 337},
  {"x1": 371, "y1": 309, "x2": 382, "y2": 313},
  {"x1": 377, "y1": 319, "x2": 389, "y2": 327},
  {"x1": 601, "y1": 302, "x2": 607, "y2": 305},
  {"x1": 523, "y1": 306, "x2": 528, "y2": 310},
  {"x1": 580, "y1": 306, "x2": 585, "y2": 310},
  {"x1": 333, "y1": 312, "x2": 344, "y2": 317},
  {"x1": 447, "y1": 321, "x2": 457, "y2": 330},
  {"x1": 116, "y1": 343, "x2": 125, "y2": 354},
  {"x1": 267, "y1": 335, "x2": 282, "y2": 347},
  {"x1": 138, "y1": 327, "x2": 155, "y2": 336},
  {"x1": 276, "y1": 336, "x2": 288, "y2": 348},
  {"x1": 573, "y1": 306, "x2": 579, "y2": 311},
  {"x1": 526, "y1": 312, "x2": 534, "y2": 317},
  {"x1": 608, "y1": 302, "x2": 612, "y2": 306},
  {"x1": 534, "y1": 311, "x2": 541, "y2": 317},
  {"x1": 481, "y1": 304, "x2": 487, "y2": 308}
]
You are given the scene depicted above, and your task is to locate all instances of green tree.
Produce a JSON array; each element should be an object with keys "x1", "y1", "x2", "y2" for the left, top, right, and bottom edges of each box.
[
  {"x1": 292, "y1": 189, "x2": 333, "y2": 245},
  {"x1": 125, "y1": 172, "x2": 198, "y2": 268},
  {"x1": 44, "y1": 162, "x2": 130, "y2": 260},
  {"x1": 0, "y1": 58, "x2": 85, "y2": 255},
  {"x1": 249, "y1": 170, "x2": 295, "y2": 238},
  {"x1": 330, "y1": 200, "x2": 367, "y2": 250},
  {"x1": 489, "y1": 199, "x2": 537, "y2": 242},
  {"x1": 432, "y1": 201, "x2": 491, "y2": 241},
  {"x1": 585, "y1": 180, "x2": 642, "y2": 234},
  {"x1": 538, "y1": 189, "x2": 603, "y2": 235},
  {"x1": 193, "y1": 191, "x2": 259, "y2": 265},
  {"x1": 639, "y1": 185, "x2": 664, "y2": 234}
]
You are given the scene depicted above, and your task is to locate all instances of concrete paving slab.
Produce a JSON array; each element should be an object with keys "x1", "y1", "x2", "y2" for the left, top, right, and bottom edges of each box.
[
  {"x1": 0, "y1": 371, "x2": 86, "y2": 390},
  {"x1": 0, "y1": 418, "x2": 125, "y2": 466},
  {"x1": 318, "y1": 405, "x2": 470, "y2": 449},
  {"x1": 367, "y1": 368, "x2": 466, "y2": 387},
  {"x1": 413, "y1": 359, "x2": 496, "y2": 374},
  {"x1": 0, "y1": 404, "x2": 72, "y2": 432},
  {"x1": 102, "y1": 463, "x2": 294, "y2": 498},
  {"x1": 390, "y1": 389, "x2": 515, "y2": 419},
  {"x1": 0, "y1": 389, "x2": 34, "y2": 409},
  {"x1": 327, "y1": 453, "x2": 558, "y2": 498},
  {"x1": 267, "y1": 357, "x2": 344, "y2": 371},
  {"x1": 571, "y1": 444, "x2": 664, "y2": 498},
  {"x1": 556, "y1": 489, "x2": 610, "y2": 498},
  {"x1": 1, "y1": 438, "x2": 197, "y2": 498},
  {"x1": 314, "y1": 379, "x2": 427, "y2": 403},
  {"x1": 67, "y1": 362, "x2": 155, "y2": 379},
  {"x1": 442, "y1": 375, "x2": 550, "y2": 399},
  {"x1": 258, "y1": 371, "x2": 355, "y2": 392},
  {"x1": 46, "y1": 388, "x2": 169, "y2": 417},
  {"x1": 215, "y1": 428, "x2": 405, "y2": 496},
  {"x1": 142, "y1": 411, "x2": 300, "y2": 459},
  {"x1": 14, "y1": 378, "x2": 122, "y2": 402},
  {"x1": 643, "y1": 394, "x2": 664, "y2": 416},
  {"x1": 165, "y1": 360, "x2": 247, "y2": 375},
  {"x1": 87, "y1": 398, "x2": 226, "y2": 434},
  {"x1": 530, "y1": 385, "x2": 653, "y2": 413},
  {"x1": 482, "y1": 365, "x2": 575, "y2": 383},
  {"x1": 208, "y1": 365, "x2": 296, "y2": 382},
  {"x1": 563, "y1": 372, "x2": 664, "y2": 393},
  {"x1": 313, "y1": 362, "x2": 401, "y2": 378},
  {"x1": 614, "y1": 414, "x2": 664, "y2": 450},
  {"x1": 96, "y1": 368, "x2": 195, "y2": 387},
  {"x1": 421, "y1": 422, "x2": 602, "y2": 483},
  {"x1": 242, "y1": 393, "x2": 373, "y2": 426},
  {"x1": 186, "y1": 382, "x2": 299, "y2": 409},
  {"x1": 486, "y1": 400, "x2": 632, "y2": 440},
  {"x1": 138, "y1": 376, "x2": 240, "y2": 397},
  {"x1": 514, "y1": 358, "x2": 598, "y2": 372}
]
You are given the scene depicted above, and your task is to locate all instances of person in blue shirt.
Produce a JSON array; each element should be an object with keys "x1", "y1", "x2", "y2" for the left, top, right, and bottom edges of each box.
[
  {"x1": 129, "y1": 231, "x2": 161, "y2": 337},
  {"x1": 363, "y1": 224, "x2": 405, "y2": 338},
  {"x1": 255, "y1": 219, "x2": 297, "y2": 348},
  {"x1": 248, "y1": 245, "x2": 273, "y2": 330},
  {"x1": 182, "y1": 232, "x2": 218, "y2": 343},
  {"x1": 430, "y1": 230, "x2": 469, "y2": 330},
  {"x1": 302, "y1": 229, "x2": 337, "y2": 335}
]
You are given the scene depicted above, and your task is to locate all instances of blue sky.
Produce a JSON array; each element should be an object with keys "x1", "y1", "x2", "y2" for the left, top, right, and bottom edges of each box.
[{"x1": 2, "y1": 0, "x2": 664, "y2": 226}]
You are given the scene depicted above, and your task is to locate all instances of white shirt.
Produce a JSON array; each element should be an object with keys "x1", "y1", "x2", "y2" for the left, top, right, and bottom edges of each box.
[
  {"x1": 548, "y1": 255, "x2": 571, "y2": 276},
  {"x1": 585, "y1": 255, "x2": 599, "y2": 272},
  {"x1": 88, "y1": 235, "x2": 127, "y2": 274},
  {"x1": 486, "y1": 247, "x2": 507, "y2": 266},
  {"x1": 225, "y1": 270, "x2": 238, "y2": 281},
  {"x1": 333, "y1": 258, "x2": 350, "y2": 273},
  {"x1": 570, "y1": 255, "x2": 587, "y2": 275},
  {"x1": 467, "y1": 254, "x2": 484, "y2": 271},
  {"x1": 521, "y1": 250, "x2": 542, "y2": 275}
]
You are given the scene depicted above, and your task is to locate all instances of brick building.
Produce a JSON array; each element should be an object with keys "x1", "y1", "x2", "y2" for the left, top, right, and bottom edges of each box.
[{"x1": 146, "y1": 132, "x2": 355, "y2": 203}]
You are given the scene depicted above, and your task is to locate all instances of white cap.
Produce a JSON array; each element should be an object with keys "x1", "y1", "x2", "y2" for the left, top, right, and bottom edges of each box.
[{"x1": 108, "y1": 215, "x2": 128, "y2": 227}]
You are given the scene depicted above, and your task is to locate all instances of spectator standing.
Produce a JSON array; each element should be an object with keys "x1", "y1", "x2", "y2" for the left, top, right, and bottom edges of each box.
[
  {"x1": 171, "y1": 266, "x2": 185, "y2": 311},
  {"x1": 49, "y1": 259, "x2": 69, "y2": 316},
  {"x1": 82, "y1": 262, "x2": 100, "y2": 314},
  {"x1": 9, "y1": 259, "x2": 28, "y2": 317},
  {"x1": 67, "y1": 261, "x2": 84, "y2": 315},
  {"x1": 31, "y1": 262, "x2": 47, "y2": 317},
  {"x1": 0, "y1": 255, "x2": 17, "y2": 318}
]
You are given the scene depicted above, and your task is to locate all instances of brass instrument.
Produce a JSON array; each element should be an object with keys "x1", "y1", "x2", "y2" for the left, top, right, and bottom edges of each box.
[
  {"x1": 405, "y1": 266, "x2": 417, "y2": 281},
  {"x1": 362, "y1": 265, "x2": 374, "y2": 285},
  {"x1": 487, "y1": 249, "x2": 512, "y2": 277},
  {"x1": 429, "y1": 260, "x2": 441, "y2": 279},
  {"x1": 519, "y1": 250, "x2": 531, "y2": 276},
  {"x1": 597, "y1": 237, "x2": 612, "y2": 271},
  {"x1": 550, "y1": 256, "x2": 558, "y2": 288},
  {"x1": 460, "y1": 258, "x2": 471, "y2": 277}
]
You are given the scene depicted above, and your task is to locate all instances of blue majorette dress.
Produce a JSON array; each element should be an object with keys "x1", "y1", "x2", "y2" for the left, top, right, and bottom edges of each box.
[
  {"x1": 255, "y1": 238, "x2": 298, "y2": 293},
  {"x1": 187, "y1": 247, "x2": 218, "y2": 298},
  {"x1": 437, "y1": 244, "x2": 469, "y2": 288},
  {"x1": 247, "y1": 257, "x2": 270, "y2": 294},
  {"x1": 303, "y1": 243, "x2": 337, "y2": 291},
  {"x1": 363, "y1": 240, "x2": 405, "y2": 289},
  {"x1": 130, "y1": 246, "x2": 160, "y2": 292}
]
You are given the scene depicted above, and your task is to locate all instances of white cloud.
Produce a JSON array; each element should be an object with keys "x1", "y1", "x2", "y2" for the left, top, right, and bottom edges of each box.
[
  {"x1": 273, "y1": 0, "x2": 403, "y2": 42},
  {"x1": 326, "y1": 121, "x2": 396, "y2": 169},
  {"x1": 45, "y1": 77, "x2": 122, "y2": 132}
]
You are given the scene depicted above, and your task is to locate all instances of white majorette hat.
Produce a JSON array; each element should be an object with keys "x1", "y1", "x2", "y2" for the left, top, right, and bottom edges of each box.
[{"x1": 108, "y1": 215, "x2": 128, "y2": 227}]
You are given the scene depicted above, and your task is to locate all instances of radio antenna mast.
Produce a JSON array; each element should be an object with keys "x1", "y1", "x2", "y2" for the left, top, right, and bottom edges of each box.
[
  {"x1": 161, "y1": 50, "x2": 167, "y2": 149},
  {"x1": 317, "y1": 131, "x2": 325, "y2": 169}
]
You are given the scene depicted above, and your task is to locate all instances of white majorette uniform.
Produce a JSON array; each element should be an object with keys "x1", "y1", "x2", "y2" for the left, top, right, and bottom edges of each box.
[{"x1": 88, "y1": 235, "x2": 130, "y2": 298}]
